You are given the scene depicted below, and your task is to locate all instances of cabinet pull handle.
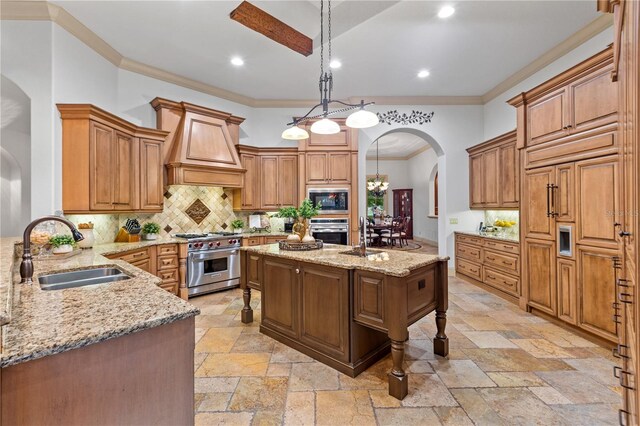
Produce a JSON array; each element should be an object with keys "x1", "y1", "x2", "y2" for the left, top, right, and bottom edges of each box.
[
  {"x1": 613, "y1": 344, "x2": 630, "y2": 359},
  {"x1": 619, "y1": 409, "x2": 630, "y2": 426},
  {"x1": 619, "y1": 291, "x2": 633, "y2": 304},
  {"x1": 613, "y1": 313, "x2": 622, "y2": 324},
  {"x1": 546, "y1": 183, "x2": 552, "y2": 217},
  {"x1": 613, "y1": 366, "x2": 635, "y2": 390},
  {"x1": 488, "y1": 275, "x2": 496, "y2": 279},
  {"x1": 617, "y1": 278, "x2": 631, "y2": 288},
  {"x1": 486, "y1": 256, "x2": 496, "y2": 261},
  {"x1": 133, "y1": 252, "x2": 145, "y2": 257},
  {"x1": 502, "y1": 260, "x2": 512, "y2": 265}
]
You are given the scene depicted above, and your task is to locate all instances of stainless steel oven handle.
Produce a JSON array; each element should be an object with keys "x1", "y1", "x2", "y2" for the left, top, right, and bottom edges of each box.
[
  {"x1": 188, "y1": 249, "x2": 239, "y2": 261},
  {"x1": 311, "y1": 228, "x2": 349, "y2": 233}
]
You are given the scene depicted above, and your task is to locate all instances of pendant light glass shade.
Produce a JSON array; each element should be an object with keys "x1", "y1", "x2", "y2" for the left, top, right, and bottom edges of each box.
[
  {"x1": 310, "y1": 118, "x2": 341, "y2": 135},
  {"x1": 281, "y1": 125, "x2": 310, "y2": 140},
  {"x1": 346, "y1": 109, "x2": 379, "y2": 129}
]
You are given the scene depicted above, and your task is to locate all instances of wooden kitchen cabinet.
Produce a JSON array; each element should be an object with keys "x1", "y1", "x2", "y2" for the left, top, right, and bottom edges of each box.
[
  {"x1": 557, "y1": 258, "x2": 577, "y2": 325},
  {"x1": 305, "y1": 152, "x2": 351, "y2": 184},
  {"x1": 59, "y1": 104, "x2": 168, "y2": 214},
  {"x1": 524, "y1": 238, "x2": 557, "y2": 316},
  {"x1": 523, "y1": 167, "x2": 555, "y2": 240},
  {"x1": 526, "y1": 87, "x2": 570, "y2": 146},
  {"x1": 233, "y1": 153, "x2": 260, "y2": 211},
  {"x1": 262, "y1": 257, "x2": 299, "y2": 339},
  {"x1": 467, "y1": 130, "x2": 518, "y2": 209},
  {"x1": 261, "y1": 156, "x2": 279, "y2": 210}
]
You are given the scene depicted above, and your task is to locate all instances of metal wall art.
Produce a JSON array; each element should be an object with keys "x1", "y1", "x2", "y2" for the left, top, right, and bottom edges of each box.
[{"x1": 377, "y1": 110, "x2": 435, "y2": 125}]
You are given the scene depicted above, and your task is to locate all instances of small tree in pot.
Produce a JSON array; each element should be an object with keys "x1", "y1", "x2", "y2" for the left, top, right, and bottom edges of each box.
[
  {"x1": 297, "y1": 198, "x2": 321, "y2": 243},
  {"x1": 142, "y1": 222, "x2": 161, "y2": 240}
]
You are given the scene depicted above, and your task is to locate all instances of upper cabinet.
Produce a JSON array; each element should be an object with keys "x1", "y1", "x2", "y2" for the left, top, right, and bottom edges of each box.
[
  {"x1": 467, "y1": 130, "x2": 519, "y2": 209},
  {"x1": 509, "y1": 47, "x2": 618, "y2": 169},
  {"x1": 151, "y1": 98, "x2": 246, "y2": 188},
  {"x1": 233, "y1": 146, "x2": 298, "y2": 211},
  {"x1": 58, "y1": 104, "x2": 168, "y2": 214},
  {"x1": 305, "y1": 152, "x2": 351, "y2": 185}
]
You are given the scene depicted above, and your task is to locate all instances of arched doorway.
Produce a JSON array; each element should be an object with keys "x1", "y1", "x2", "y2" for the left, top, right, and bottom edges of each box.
[
  {"x1": 360, "y1": 127, "x2": 446, "y2": 257},
  {"x1": 1, "y1": 75, "x2": 31, "y2": 236}
]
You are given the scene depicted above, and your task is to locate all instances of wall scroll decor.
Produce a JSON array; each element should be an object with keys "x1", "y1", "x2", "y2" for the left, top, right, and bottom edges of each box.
[{"x1": 376, "y1": 110, "x2": 435, "y2": 125}]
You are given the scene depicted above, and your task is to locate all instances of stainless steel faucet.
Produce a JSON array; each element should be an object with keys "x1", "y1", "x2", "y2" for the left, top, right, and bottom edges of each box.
[
  {"x1": 20, "y1": 216, "x2": 84, "y2": 284},
  {"x1": 359, "y1": 216, "x2": 367, "y2": 257}
]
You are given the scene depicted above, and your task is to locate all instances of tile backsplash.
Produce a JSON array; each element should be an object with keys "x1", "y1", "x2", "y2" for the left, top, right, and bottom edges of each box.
[
  {"x1": 65, "y1": 186, "x2": 285, "y2": 244},
  {"x1": 484, "y1": 210, "x2": 519, "y2": 234}
]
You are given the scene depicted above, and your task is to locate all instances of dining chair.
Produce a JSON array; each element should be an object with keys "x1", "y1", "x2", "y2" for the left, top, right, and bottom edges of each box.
[
  {"x1": 400, "y1": 216, "x2": 411, "y2": 246},
  {"x1": 385, "y1": 218, "x2": 403, "y2": 247}
]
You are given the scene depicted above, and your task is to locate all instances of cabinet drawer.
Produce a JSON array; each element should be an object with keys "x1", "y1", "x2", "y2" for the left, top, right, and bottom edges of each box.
[
  {"x1": 455, "y1": 234, "x2": 482, "y2": 246},
  {"x1": 158, "y1": 244, "x2": 178, "y2": 256},
  {"x1": 483, "y1": 250, "x2": 520, "y2": 274},
  {"x1": 157, "y1": 255, "x2": 178, "y2": 271},
  {"x1": 159, "y1": 281, "x2": 178, "y2": 294},
  {"x1": 483, "y1": 267, "x2": 519, "y2": 296},
  {"x1": 130, "y1": 257, "x2": 152, "y2": 274},
  {"x1": 116, "y1": 248, "x2": 150, "y2": 263},
  {"x1": 482, "y1": 239, "x2": 519, "y2": 254},
  {"x1": 264, "y1": 236, "x2": 284, "y2": 244},
  {"x1": 244, "y1": 237, "x2": 262, "y2": 247},
  {"x1": 158, "y1": 268, "x2": 179, "y2": 283},
  {"x1": 456, "y1": 243, "x2": 482, "y2": 262},
  {"x1": 456, "y1": 258, "x2": 482, "y2": 281}
]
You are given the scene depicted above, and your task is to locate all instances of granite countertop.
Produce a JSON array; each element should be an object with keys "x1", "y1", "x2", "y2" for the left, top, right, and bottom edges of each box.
[
  {"x1": 241, "y1": 243, "x2": 448, "y2": 277},
  {"x1": 238, "y1": 231, "x2": 289, "y2": 238},
  {"x1": 0, "y1": 238, "x2": 199, "y2": 368},
  {"x1": 455, "y1": 230, "x2": 520, "y2": 243}
]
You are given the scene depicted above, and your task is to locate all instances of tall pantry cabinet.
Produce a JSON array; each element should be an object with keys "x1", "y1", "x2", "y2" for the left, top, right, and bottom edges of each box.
[{"x1": 509, "y1": 46, "x2": 621, "y2": 343}]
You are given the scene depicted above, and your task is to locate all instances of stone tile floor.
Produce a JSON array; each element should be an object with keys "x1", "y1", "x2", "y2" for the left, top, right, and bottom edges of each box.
[{"x1": 189, "y1": 268, "x2": 621, "y2": 425}]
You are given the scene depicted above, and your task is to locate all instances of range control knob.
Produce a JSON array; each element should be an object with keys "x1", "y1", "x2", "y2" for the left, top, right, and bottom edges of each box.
[
  {"x1": 216, "y1": 241, "x2": 221, "y2": 246},
  {"x1": 208, "y1": 242, "x2": 213, "y2": 247},
  {"x1": 188, "y1": 243, "x2": 192, "y2": 249},
  {"x1": 228, "y1": 239, "x2": 233, "y2": 244}
]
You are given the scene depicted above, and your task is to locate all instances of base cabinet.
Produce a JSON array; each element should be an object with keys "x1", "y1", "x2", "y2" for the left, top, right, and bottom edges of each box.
[
  {"x1": 524, "y1": 238, "x2": 557, "y2": 316},
  {"x1": 556, "y1": 259, "x2": 577, "y2": 325},
  {"x1": 262, "y1": 257, "x2": 299, "y2": 339}
]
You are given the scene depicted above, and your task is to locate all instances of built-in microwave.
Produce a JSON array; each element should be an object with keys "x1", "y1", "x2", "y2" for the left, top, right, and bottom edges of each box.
[{"x1": 307, "y1": 188, "x2": 349, "y2": 214}]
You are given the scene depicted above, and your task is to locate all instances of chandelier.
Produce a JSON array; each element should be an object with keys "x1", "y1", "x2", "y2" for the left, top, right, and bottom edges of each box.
[
  {"x1": 367, "y1": 139, "x2": 389, "y2": 197},
  {"x1": 281, "y1": 0, "x2": 379, "y2": 140}
]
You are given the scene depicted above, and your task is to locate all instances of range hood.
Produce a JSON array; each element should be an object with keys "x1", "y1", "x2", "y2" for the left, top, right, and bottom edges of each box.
[{"x1": 151, "y1": 97, "x2": 246, "y2": 187}]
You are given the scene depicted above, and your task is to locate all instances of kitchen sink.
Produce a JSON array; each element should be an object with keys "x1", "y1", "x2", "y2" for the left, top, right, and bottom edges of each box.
[
  {"x1": 38, "y1": 267, "x2": 131, "y2": 291},
  {"x1": 340, "y1": 249, "x2": 379, "y2": 257}
]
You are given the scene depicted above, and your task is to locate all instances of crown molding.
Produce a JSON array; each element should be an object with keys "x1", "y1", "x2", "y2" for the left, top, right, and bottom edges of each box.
[
  {"x1": 1, "y1": 1, "x2": 614, "y2": 109},
  {"x1": 366, "y1": 144, "x2": 432, "y2": 161},
  {"x1": 481, "y1": 14, "x2": 613, "y2": 104}
]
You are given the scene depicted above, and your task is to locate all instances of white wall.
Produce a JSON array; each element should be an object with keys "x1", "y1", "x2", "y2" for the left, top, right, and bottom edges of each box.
[{"x1": 483, "y1": 27, "x2": 614, "y2": 140}]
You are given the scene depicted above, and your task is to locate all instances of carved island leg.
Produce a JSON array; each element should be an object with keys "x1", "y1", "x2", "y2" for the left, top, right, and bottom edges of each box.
[
  {"x1": 386, "y1": 276, "x2": 409, "y2": 400},
  {"x1": 240, "y1": 251, "x2": 253, "y2": 323},
  {"x1": 433, "y1": 260, "x2": 449, "y2": 356}
]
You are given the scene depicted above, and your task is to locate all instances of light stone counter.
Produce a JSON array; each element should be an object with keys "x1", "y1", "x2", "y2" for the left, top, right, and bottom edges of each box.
[
  {"x1": 241, "y1": 243, "x2": 448, "y2": 277},
  {"x1": 0, "y1": 238, "x2": 198, "y2": 368}
]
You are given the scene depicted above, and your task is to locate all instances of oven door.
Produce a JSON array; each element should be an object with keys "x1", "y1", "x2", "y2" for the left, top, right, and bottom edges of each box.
[
  {"x1": 307, "y1": 189, "x2": 349, "y2": 214},
  {"x1": 187, "y1": 249, "x2": 240, "y2": 288},
  {"x1": 311, "y1": 229, "x2": 349, "y2": 245}
]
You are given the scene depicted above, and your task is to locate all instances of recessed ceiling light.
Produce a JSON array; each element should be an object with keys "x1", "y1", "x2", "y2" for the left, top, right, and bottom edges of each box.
[
  {"x1": 230, "y1": 57, "x2": 244, "y2": 66},
  {"x1": 438, "y1": 5, "x2": 455, "y2": 19},
  {"x1": 329, "y1": 60, "x2": 342, "y2": 69},
  {"x1": 417, "y1": 70, "x2": 430, "y2": 78}
]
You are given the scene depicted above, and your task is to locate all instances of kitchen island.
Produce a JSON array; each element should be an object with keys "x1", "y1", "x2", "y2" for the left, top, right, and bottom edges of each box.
[
  {"x1": 240, "y1": 243, "x2": 449, "y2": 400},
  {"x1": 0, "y1": 238, "x2": 199, "y2": 425}
]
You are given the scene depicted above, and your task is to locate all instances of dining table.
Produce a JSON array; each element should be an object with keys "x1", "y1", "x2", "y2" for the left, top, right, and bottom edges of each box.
[{"x1": 368, "y1": 222, "x2": 393, "y2": 247}]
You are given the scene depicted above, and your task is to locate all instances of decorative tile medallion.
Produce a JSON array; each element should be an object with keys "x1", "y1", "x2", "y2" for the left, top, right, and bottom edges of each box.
[
  {"x1": 164, "y1": 225, "x2": 173, "y2": 234},
  {"x1": 221, "y1": 192, "x2": 228, "y2": 200},
  {"x1": 185, "y1": 199, "x2": 211, "y2": 225}
]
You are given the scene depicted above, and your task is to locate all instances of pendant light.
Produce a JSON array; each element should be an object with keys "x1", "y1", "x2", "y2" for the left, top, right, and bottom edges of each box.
[
  {"x1": 282, "y1": 0, "x2": 378, "y2": 140},
  {"x1": 367, "y1": 139, "x2": 389, "y2": 197}
]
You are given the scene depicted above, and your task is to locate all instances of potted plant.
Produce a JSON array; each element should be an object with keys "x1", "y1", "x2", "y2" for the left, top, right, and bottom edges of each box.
[
  {"x1": 231, "y1": 219, "x2": 245, "y2": 234},
  {"x1": 297, "y1": 198, "x2": 320, "y2": 243},
  {"x1": 49, "y1": 234, "x2": 76, "y2": 255},
  {"x1": 142, "y1": 222, "x2": 161, "y2": 240}
]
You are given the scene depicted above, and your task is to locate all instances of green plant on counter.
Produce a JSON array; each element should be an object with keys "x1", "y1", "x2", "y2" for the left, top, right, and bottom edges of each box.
[
  {"x1": 49, "y1": 234, "x2": 76, "y2": 248},
  {"x1": 297, "y1": 198, "x2": 320, "y2": 219},
  {"x1": 142, "y1": 222, "x2": 161, "y2": 235},
  {"x1": 276, "y1": 206, "x2": 299, "y2": 219},
  {"x1": 231, "y1": 219, "x2": 245, "y2": 230}
]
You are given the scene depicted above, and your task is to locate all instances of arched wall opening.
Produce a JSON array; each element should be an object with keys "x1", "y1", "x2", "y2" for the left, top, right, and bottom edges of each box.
[
  {"x1": 1, "y1": 75, "x2": 32, "y2": 237},
  {"x1": 359, "y1": 127, "x2": 447, "y2": 257}
]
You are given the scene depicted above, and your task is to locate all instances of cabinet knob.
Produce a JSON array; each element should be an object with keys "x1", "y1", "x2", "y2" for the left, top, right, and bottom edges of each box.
[{"x1": 295, "y1": 268, "x2": 300, "y2": 274}]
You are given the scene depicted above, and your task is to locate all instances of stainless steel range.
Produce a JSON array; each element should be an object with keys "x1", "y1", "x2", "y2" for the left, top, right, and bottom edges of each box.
[{"x1": 174, "y1": 232, "x2": 241, "y2": 297}]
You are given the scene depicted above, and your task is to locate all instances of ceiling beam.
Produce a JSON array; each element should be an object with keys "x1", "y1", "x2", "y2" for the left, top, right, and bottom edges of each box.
[{"x1": 230, "y1": 1, "x2": 313, "y2": 57}]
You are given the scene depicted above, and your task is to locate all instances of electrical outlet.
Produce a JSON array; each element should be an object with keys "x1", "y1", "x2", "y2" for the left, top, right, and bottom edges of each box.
[{"x1": 449, "y1": 218, "x2": 458, "y2": 225}]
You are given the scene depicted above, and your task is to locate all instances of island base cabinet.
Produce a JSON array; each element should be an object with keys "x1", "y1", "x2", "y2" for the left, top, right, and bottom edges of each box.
[{"x1": 1, "y1": 318, "x2": 195, "y2": 426}]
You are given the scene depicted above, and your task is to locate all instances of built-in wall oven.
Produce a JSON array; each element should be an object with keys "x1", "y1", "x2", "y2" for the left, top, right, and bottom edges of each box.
[
  {"x1": 310, "y1": 218, "x2": 349, "y2": 245},
  {"x1": 307, "y1": 188, "x2": 349, "y2": 214}
]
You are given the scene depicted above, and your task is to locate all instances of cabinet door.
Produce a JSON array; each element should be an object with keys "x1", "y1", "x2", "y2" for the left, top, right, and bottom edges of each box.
[
  {"x1": 260, "y1": 156, "x2": 279, "y2": 209},
  {"x1": 557, "y1": 258, "x2": 577, "y2": 325},
  {"x1": 577, "y1": 245, "x2": 617, "y2": 341},
  {"x1": 328, "y1": 153, "x2": 351, "y2": 183},
  {"x1": 112, "y1": 131, "x2": 137, "y2": 211},
  {"x1": 278, "y1": 155, "x2": 298, "y2": 207},
  {"x1": 241, "y1": 154, "x2": 260, "y2": 210},
  {"x1": 499, "y1": 142, "x2": 519, "y2": 207},
  {"x1": 246, "y1": 252, "x2": 262, "y2": 290},
  {"x1": 469, "y1": 153, "x2": 484, "y2": 208},
  {"x1": 576, "y1": 156, "x2": 620, "y2": 249},
  {"x1": 140, "y1": 138, "x2": 163, "y2": 211},
  {"x1": 569, "y1": 65, "x2": 617, "y2": 134},
  {"x1": 524, "y1": 238, "x2": 556, "y2": 316},
  {"x1": 89, "y1": 122, "x2": 114, "y2": 210},
  {"x1": 483, "y1": 149, "x2": 499, "y2": 207},
  {"x1": 554, "y1": 163, "x2": 575, "y2": 222},
  {"x1": 299, "y1": 263, "x2": 350, "y2": 362},
  {"x1": 523, "y1": 167, "x2": 555, "y2": 240},
  {"x1": 527, "y1": 88, "x2": 569, "y2": 146},
  {"x1": 262, "y1": 257, "x2": 299, "y2": 339},
  {"x1": 306, "y1": 153, "x2": 328, "y2": 183}
]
